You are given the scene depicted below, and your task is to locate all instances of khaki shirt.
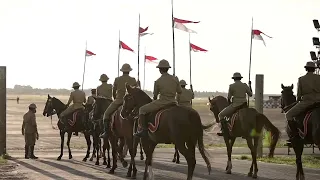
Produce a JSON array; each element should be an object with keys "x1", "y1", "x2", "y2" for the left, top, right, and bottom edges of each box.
[
  {"x1": 87, "y1": 96, "x2": 95, "y2": 104},
  {"x1": 154, "y1": 73, "x2": 182, "y2": 102},
  {"x1": 177, "y1": 88, "x2": 194, "y2": 106},
  {"x1": 114, "y1": 74, "x2": 137, "y2": 100},
  {"x1": 297, "y1": 72, "x2": 320, "y2": 101},
  {"x1": 67, "y1": 89, "x2": 86, "y2": 109},
  {"x1": 97, "y1": 82, "x2": 113, "y2": 99},
  {"x1": 22, "y1": 111, "x2": 37, "y2": 134},
  {"x1": 228, "y1": 80, "x2": 252, "y2": 106}
]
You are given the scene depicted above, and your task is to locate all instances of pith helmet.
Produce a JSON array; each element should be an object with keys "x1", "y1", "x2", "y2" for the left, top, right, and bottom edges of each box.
[
  {"x1": 72, "y1": 82, "x2": 80, "y2": 88},
  {"x1": 304, "y1": 61, "x2": 316, "y2": 68},
  {"x1": 179, "y1": 80, "x2": 187, "y2": 85},
  {"x1": 156, "y1": 59, "x2": 171, "y2": 68},
  {"x1": 29, "y1": 103, "x2": 37, "y2": 109},
  {"x1": 120, "y1": 63, "x2": 133, "y2": 72},
  {"x1": 91, "y1": 89, "x2": 96, "y2": 92},
  {"x1": 99, "y1": 74, "x2": 109, "y2": 82},
  {"x1": 232, "y1": 72, "x2": 243, "y2": 79}
]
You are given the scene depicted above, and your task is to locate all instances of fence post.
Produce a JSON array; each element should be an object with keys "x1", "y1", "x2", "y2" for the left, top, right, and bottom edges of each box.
[
  {"x1": 0, "y1": 67, "x2": 6, "y2": 156},
  {"x1": 255, "y1": 74, "x2": 264, "y2": 158}
]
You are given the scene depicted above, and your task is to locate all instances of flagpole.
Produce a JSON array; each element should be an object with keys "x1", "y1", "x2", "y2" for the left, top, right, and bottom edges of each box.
[
  {"x1": 117, "y1": 30, "x2": 121, "y2": 77},
  {"x1": 248, "y1": 17, "x2": 253, "y2": 105},
  {"x1": 81, "y1": 40, "x2": 87, "y2": 91},
  {"x1": 171, "y1": 0, "x2": 176, "y2": 76},
  {"x1": 137, "y1": 13, "x2": 141, "y2": 84},
  {"x1": 143, "y1": 47, "x2": 146, "y2": 90},
  {"x1": 188, "y1": 33, "x2": 192, "y2": 85}
]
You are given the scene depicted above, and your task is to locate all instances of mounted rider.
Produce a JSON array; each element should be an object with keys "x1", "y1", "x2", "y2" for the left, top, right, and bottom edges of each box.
[
  {"x1": 97, "y1": 74, "x2": 113, "y2": 100},
  {"x1": 285, "y1": 61, "x2": 320, "y2": 141},
  {"x1": 86, "y1": 89, "x2": 96, "y2": 108},
  {"x1": 60, "y1": 82, "x2": 87, "y2": 133},
  {"x1": 99, "y1": 63, "x2": 137, "y2": 138},
  {"x1": 217, "y1": 72, "x2": 252, "y2": 136},
  {"x1": 134, "y1": 59, "x2": 182, "y2": 138},
  {"x1": 176, "y1": 80, "x2": 194, "y2": 108}
]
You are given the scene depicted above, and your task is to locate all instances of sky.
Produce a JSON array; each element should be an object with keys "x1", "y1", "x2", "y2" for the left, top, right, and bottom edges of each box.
[{"x1": 0, "y1": 0, "x2": 319, "y2": 94}]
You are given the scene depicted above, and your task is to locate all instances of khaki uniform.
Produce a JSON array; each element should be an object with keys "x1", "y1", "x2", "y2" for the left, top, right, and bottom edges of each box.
[
  {"x1": 286, "y1": 72, "x2": 320, "y2": 120},
  {"x1": 87, "y1": 96, "x2": 95, "y2": 105},
  {"x1": 61, "y1": 89, "x2": 86, "y2": 117},
  {"x1": 218, "y1": 80, "x2": 252, "y2": 120},
  {"x1": 22, "y1": 111, "x2": 38, "y2": 146},
  {"x1": 103, "y1": 74, "x2": 137, "y2": 119},
  {"x1": 177, "y1": 88, "x2": 194, "y2": 107},
  {"x1": 97, "y1": 82, "x2": 113, "y2": 100},
  {"x1": 139, "y1": 73, "x2": 182, "y2": 115}
]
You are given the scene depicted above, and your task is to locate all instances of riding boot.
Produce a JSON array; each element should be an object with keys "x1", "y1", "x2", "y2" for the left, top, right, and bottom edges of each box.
[
  {"x1": 134, "y1": 114, "x2": 148, "y2": 138},
  {"x1": 24, "y1": 145, "x2": 29, "y2": 159},
  {"x1": 61, "y1": 117, "x2": 69, "y2": 133},
  {"x1": 287, "y1": 120, "x2": 299, "y2": 142},
  {"x1": 99, "y1": 119, "x2": 109, "y2": 138},
  {"x1": 29, "y1": 146, "x2": 38, "y2": 159},
  {"x1": 217, "y1": 123, "x2": 224, "y2": 136}
]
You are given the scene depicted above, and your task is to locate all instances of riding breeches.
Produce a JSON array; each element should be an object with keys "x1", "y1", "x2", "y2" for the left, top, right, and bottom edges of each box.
[
  {"x1": 103, "y1": 99, "x2": 123, "y2": 122},
  {"x1": 60, "y1": 104, "x2": 84, "y2": 118},
  {"x1": 285, "y1": 101, "x2": 314, "y2": 121},
  {"x1": 139, "y1": 99, "x2": 173, "y2": 115},
  {"x1": 218, "y1": 105, "x2": 236, "y2": 121}
]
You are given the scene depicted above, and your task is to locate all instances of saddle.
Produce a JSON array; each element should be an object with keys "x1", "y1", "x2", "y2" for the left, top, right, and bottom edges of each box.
[
  {"x1": 305, "y1": 102, "x2": 320, "y2": 112},
  {"x1": 66, "y1": 109, "x2": 84, "y2": 127}
]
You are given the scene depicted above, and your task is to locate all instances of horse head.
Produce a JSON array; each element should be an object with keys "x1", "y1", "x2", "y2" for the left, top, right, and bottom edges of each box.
[
  {"x1": 121, "y1": 83, "x2": 152, "y2": 119},
  {"x1": 208, "y1": 95, "x2": 229, "y2": 123},
  {"x1": 92, "y1": 96, "x2": 112, "y2": 120},
  {"x1": 280, "y1": 83, "x2": 296, "y2": 111},
  {"x1": 43, "y1": 94, "x2": 66, "y2": 117}
]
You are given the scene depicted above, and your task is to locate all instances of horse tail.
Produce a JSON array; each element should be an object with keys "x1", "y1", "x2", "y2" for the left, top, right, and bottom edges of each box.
[
  {"x1": 192, "y1": 110, "x2": 212, "y2": 175},
  {"x1": 257, "y1": 113, "x2": 281, "y2": 158}
]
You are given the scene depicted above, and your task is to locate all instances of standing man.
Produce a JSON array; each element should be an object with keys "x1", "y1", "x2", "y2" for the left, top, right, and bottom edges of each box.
[
  {"x1": 176, "y1": 79, "x2": 194, "y2": 108},
  {"x1": 22, "y1": 103, "x2": 39, "y2": 159}
]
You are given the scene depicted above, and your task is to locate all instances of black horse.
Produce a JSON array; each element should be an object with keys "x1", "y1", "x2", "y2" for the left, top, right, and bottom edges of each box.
[
  {"x1": 281, "y1": 84, "x2": 320, "y2": 180},
  {"x1": 43, "y1": 94, "x2": 92, "y2": 161}
]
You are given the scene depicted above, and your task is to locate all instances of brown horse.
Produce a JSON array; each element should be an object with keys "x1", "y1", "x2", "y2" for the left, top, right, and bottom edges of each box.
[
  {"x1": 208, "y1": 95, "x2": 280, "y2": 178},
  {"x1": 121, "y1": 84, "x2": 213, "y2": 180},
  {"x1": 281, "y1": 84, "x2": 320, "y2": 180}
]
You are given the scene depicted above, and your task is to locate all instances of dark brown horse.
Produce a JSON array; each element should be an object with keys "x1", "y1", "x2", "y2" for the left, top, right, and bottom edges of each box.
[
  {"x1": 121, "y1": 84, "x2": 213, "y2": 180},
  {"x1": 42, "y1": 95, "x2": 92, "y2": 161},
  {"x1": 208, "y1": 95, "x2": 280, "y2": 178},
  {"x1": 281, "y1": 84, "x2": 320, "y2": 180}
]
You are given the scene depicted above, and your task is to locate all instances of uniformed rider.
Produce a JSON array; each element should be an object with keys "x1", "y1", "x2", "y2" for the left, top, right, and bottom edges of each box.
[
  {"x1": 176, "y1": 80, "x2": 194, "y2": 108},
  {"x1": 134, "y1": 59, "x2": 182, "y2": 138},
  {"x1": 22, "y1": 103, "x2": 39, "y2": 159},
  {"x1": 217, "y1": 72, "x2": 252, "y2": 136},
  {"x1": 60, "y1": 82, "x2": 86, "y2": 133},
  {"x1": 86, "y1": 89, "x2": 96, "y2": 107},
  {"x1": 97, "y1": 74, "x2": 113, "y2": 100},
  {"x1": 285, "y1": 61, "x2": 320, "y2": 141},
  {"x1": 99, "y1": 64, "x2": 137, "y2": 138}
]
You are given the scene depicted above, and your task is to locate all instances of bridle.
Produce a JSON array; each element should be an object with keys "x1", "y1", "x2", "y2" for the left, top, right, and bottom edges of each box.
[{"x1": 120, "y1": 94, "x2": 139, "y2": 121}]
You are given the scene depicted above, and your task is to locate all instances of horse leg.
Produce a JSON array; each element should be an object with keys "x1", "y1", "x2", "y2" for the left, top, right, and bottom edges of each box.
[
  {"x1": 251, "y1": 137, "x2": 260, "y2": 178},
  {"x1": 90, "y1": 137, "x2": 97, "y2": 161},
  {"x1": 176, "y1": 145, "x2": 180, "y2": 164},
  {"x1": 186, "y1": 139, "x2": 196, "y2": 179},
  {"x1": 292, "y1": 139, "x2": 304, "y2": 180},
  {"x1": 131, "y1": 137, "x2": 139, "y2": 179},
  {"x1": 102, "y1": 138, "x2": 107, "y2": 165},
  {"x1": 140, "y1": 141, "x2": 144, "y2": 160},
  {"x1": 66, "y1": 132, "x2": 73, "y2": 159},
  {"x1": 176, "y1": 142, "x2": 194, "y2": 180},
  {"x1": 117, "y1": 137, "x2": 128, "y2": 168},
  {"x1": 246, "y1": 137, "x2": 256, "y2": 178},
  {"x1": 109, "y1": 136, "x2": 118, "y2": 174},
  {"x1": 95, "y1": 139, "x2": 100, "y2": 165},
  {"x1": 126, "y1": 138, "x2": 134, "y2": 178},
  {"x1": 106, "y1": 138, "x2": 111, "y2": 168},
  {"x1": 141, "y1": 139, "x2": 155, "y2": 180},
  {"x1": 83, "y1": 132, "x2": 91, "y2": 162},
  {"x1": 224, "y1": 135, "x2": 235, "y2": 174},
  {"x1": 57, "y1": 131, "x2": 65, "y2": 160},
  {"x1": 172, "y1": 145, "x2": 177, "y2": 162}
]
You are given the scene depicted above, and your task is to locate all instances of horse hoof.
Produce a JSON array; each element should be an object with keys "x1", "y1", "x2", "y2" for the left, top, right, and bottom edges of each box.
[
  {"x1": 248, "y1": 172, "x2": 253, "y2": 177},
  {"x1": 126, "y1": 173, "x2": 132, "y2": 178},
  {"x1": 57, "y1": 157, "x2": 62, "y2": 161},
  {"x1": 106, "y1": 165, "x2": 111, "y2": 168},
  {"x1": 252, "y1": 174, "x2": 258, "y2": 179},
  {"x1": 176, "y1": 161, "x2": 180, "y2": 164},
  {"x1": 226, "y1": 170, "x2": 231, "y2": 174},
  {"x1": 82, "y1": 158, "x2": 87, "y2": 162},
  {"x1": 122, "y1": 161, "x2": 128, "y2": 168},
  {"x1": 108, "y1": 170, "x2": 115, "y2": 174},
  {"x1": 131, "y1": 176, "x2": 137, "y2": 179},
  {"x1": 89, "y1": 158, "x2": 93, "y2": 161},
  {"x1": 103, "y1": 161, "x2": 107, "y2": 165},
  {"x1": 95, "y1": 162, "x2": 99, "y2": 166},
  {"x1": 140, "y1": 156, "x2": 144, "y2": 161},
  {"x1": 69, "y1": 155, "x2": 73, "y2": 159},
  {"x1": 172, "y1": 159, "x2": 176, "y2": 162}
]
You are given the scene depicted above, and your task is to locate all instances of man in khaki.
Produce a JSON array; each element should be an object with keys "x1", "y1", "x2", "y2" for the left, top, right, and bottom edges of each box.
[
  {"x1": 134, "y1": 59, "x2": 182, "y2": 138},
  {"x1": 97, "y1": 74, "x2": 113, "y2": 100},
  {"x1": 286, "y1": 61, "x2": 320, "y2": 141},
  {"x1": 176, "y1": 80, "x2": 194, "y2": 108},
  {"x1": 86, "y1": 89, "x2": 96, "y2": 107},
  {"x1": 60, "y1": 82, "x2": 86, "y2": 133},
  {"x1": 217, "y1": 72, "x2": 252, "y2": 136},
  {"x1": 100, "y1": 64, "x2": 137, "y2": 138},
  {"x1": 22, "y1": 103, "x2": 39, "y2": 159}
]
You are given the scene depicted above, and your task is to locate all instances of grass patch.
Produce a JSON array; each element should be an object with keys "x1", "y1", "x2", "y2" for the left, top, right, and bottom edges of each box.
[
  {"x1": 0, "y1": 154, "x2": 11, "y2": 164},
  {"x1": 234, "y1": 155, "x2": 320, "y2": 169}
]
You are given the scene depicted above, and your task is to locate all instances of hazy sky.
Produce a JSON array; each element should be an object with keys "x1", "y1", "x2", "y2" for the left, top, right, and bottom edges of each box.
[{"x1": 0, "y1": 0, "x2": 319, "y2": 94}]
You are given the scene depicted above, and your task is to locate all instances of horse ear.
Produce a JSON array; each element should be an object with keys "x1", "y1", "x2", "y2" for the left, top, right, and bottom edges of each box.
[
  {"x1": 125, "y1": 82, "x2": 132, "y2": 93},
  {"x1": 281, "y1": 84, "x2": 284, "y2": 89},
  {"x1": 208, "y1": 96, "x2": 211, "y2": 102},
  {"x1": 291, "y1": 84, "x2": 294, "y2": 89},
  {"x1": 48, "y1": 94, "x2": 51, "y2": 99}
]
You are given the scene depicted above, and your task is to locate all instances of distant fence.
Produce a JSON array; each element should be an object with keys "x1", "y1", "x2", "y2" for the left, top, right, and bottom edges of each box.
[{"x1": 263, "y1": 101, "x2": 280, "y2": 108}]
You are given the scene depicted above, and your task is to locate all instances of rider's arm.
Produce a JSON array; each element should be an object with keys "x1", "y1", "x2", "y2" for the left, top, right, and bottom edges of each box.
[
  {"x1": 175, "y1": 77, "x2": 182, "y2": 95},
  {"x1": 190, "y1": 85, "x2": 194, "y2": 99},
  {"x1": 113, "y1": 78, "x2": 118, "y2": 100},
  {"x1": 83, "y1": 93, "x2": 86, "y2": 104},
  {"x1": 297, "y1": 78, "x2": 302, "y2": 101},
  {"x1": 245, "y1": 83, "x2": 253, "y2": 97},
  {"x1": 153, "y1": 81, "x2": 159, "y2": 100},
  {"x1": 227, "y1": 85, "x2": 232, "y2": 104},
  {"x1": 66, "y1": 92, "x2": 73, "y2": 106}
]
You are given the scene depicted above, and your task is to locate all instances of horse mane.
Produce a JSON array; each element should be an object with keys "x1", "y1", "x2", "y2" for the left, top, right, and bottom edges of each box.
[
  {"x1": 212, "y1": 96, "x2": 229, "y2": 111},
  {"x1": 52, "y1": 97, "x2": 66, "y2": 107},
  {"x1": 132, "y1": 87, "x2": 152, "y2": 104}
]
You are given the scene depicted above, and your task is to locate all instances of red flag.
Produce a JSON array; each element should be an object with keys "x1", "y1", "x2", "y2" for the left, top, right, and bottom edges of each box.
[
  {"x1": 190, "y1": 43, "x2": 207, "y2": 52},
  {"x1": 252, "y1": 29, "x2": 272, "y2": 46},
  {"x1": 145, "y1": 55, "x2": 157, "y2": 62},
  {"x1": 139, "y1": 26, "x2": 149, "y2": 34},
  {"x1": 120, "y1": 41, "x2": 134, "y2": 52},
  {"x1": 174, "y1": 17, "x2": 200, "y2": 24},
  {"x1": 86, "y1": 50, "x2": 96, "y2": 56}
]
